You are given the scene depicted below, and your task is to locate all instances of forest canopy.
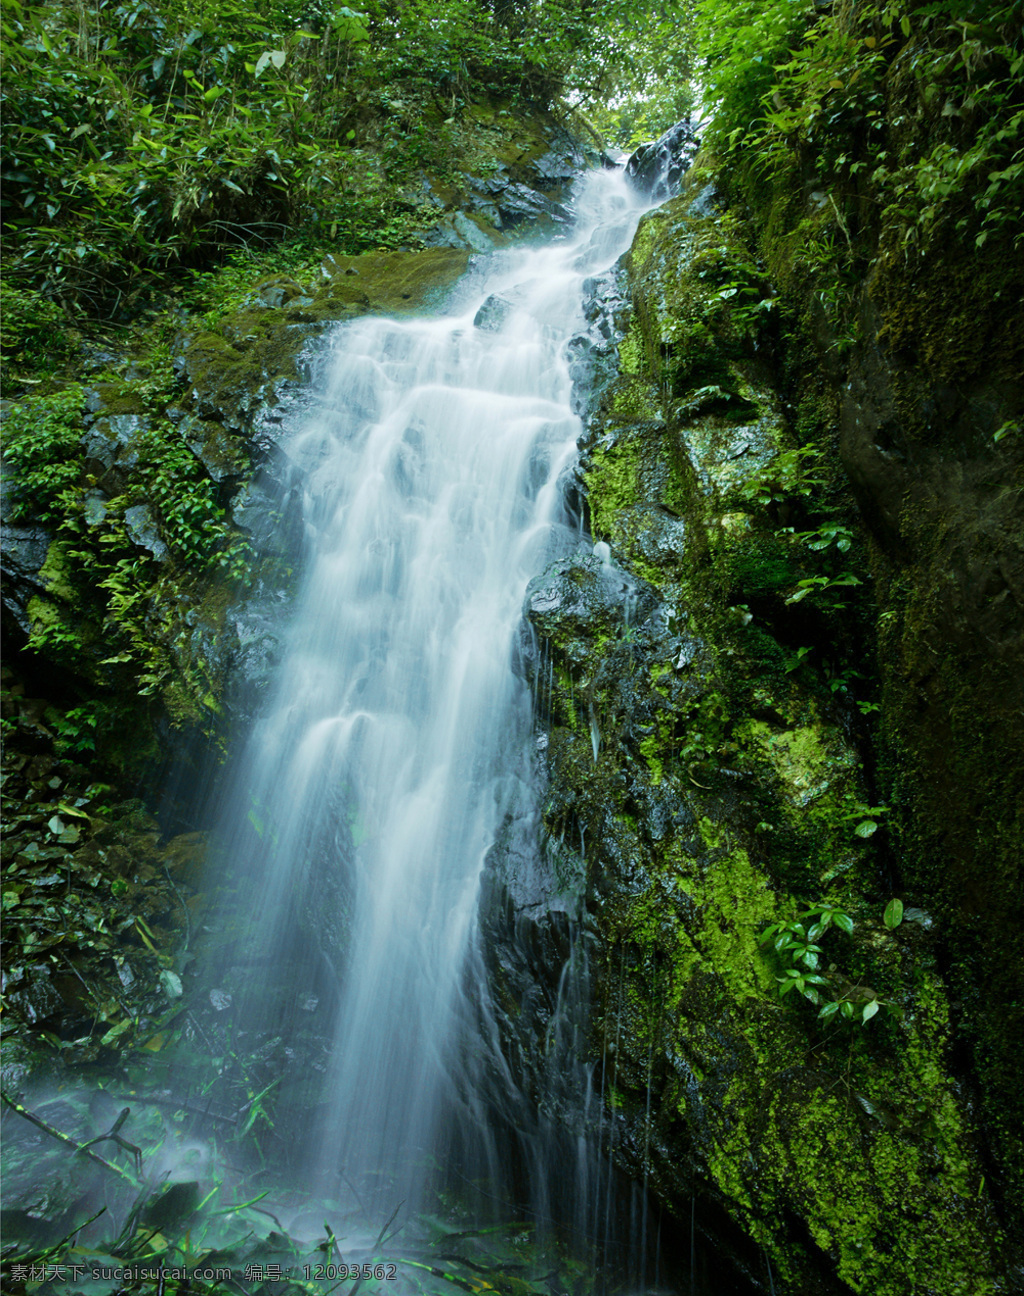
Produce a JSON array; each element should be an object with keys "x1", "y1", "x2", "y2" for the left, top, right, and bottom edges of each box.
[
  {"x1": 0, "y1": 0, "x2": 693, "y2": 317},
  {"x1": 2, "y1": 0, "x2": 1020, "y2": 323}
]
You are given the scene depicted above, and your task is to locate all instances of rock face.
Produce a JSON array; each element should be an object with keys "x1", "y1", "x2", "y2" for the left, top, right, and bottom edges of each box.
[
  {"x1": 483, "y1": 178, "x2": 1017, "y2": 1294},
  {"x1": 838, "y1": 263, "x2": 1024, "y2": 1234},
  {"x1": 412, "y1": 108, "x2": 588, "y2": 252},
  {"x1": 625, "y1": 120, "x2": 700, "y2": 200}
]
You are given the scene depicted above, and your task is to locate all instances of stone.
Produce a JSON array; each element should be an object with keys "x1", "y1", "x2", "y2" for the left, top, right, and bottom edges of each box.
[
  {"x1": 495, "y1": 183, "x2": 571, "y2": 227},
  {"x1": 0, "y1": 524, "x2": 53, "y2": 633},
  {"x1": 82, "y1": 414, "x2": 150, "y2": 470},
  {"x1": 473, "y1": 294, "x2": 514, "y2": 332},
  {"x1": 182, "y1": 416, "x2": 248, "y2": 482},
  {"x1": 625, "y1": 119, "x2": 699, "y2": 198},
  {"x1": 123, "y1": 504, "x2": 168, "y2": 561}
]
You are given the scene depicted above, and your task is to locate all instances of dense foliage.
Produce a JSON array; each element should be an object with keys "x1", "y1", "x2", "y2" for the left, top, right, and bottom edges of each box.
[
  {"x1": 697, "y1": 0, "x2": 1023, "y2": 252},
  {"x1": 0, "y1": 0, "x2": 696, "y2": 318}
]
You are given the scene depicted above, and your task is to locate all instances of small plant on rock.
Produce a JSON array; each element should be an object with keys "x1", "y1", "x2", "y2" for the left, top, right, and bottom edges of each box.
[{"x1": 761, "y1": 902, "x2": 898, "y2": 1026}]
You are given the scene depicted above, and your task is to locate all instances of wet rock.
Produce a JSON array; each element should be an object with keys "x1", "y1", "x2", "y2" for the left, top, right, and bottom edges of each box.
[
  {"x1": 316, "y1": 247, "x2": 472, "y2": 313},
  {"x1": 257, "y1": 277, "x2": 312, "y2": 310},
  {"x1": 142, "y1": 1181, "x2": 200, "y2": 1230},
  {"x1": 495, "y1": 183, "x2": 571, "y2": 228},
  {"x1": 506, "y1": 173, "x2": 1006, "y2": 1296},
  {"x1": 81, "y1": 413, "x2": 150, "y2": 470},
  {"x1": 625, "y1": 120, "x2": 698, "y2": 199},
  {"x1": 230, "y1": 464, "x2": 299, "y2": 557},
  {"x1": 223, "y1": 595, "x2": 287, "y2": 720},
  {"x1": 0, "y1": 1035, "x2": 65, "y2": 1094},
  {"x1": 474, "y1": 294, "x2": 514, "y2": 332},
  {"x1": 123, "y1": 504, "x2": 168, "y2": 561},
  {"x1": 182, "y1": 415, "x2": 248, "y2": 482},
  {"x1": 567, "y1": 268, "x2": 630, "y2": 426},
  {"x1": 419, "y1": 210, "x2": 499, "y2": 253},
  {"x1": 531, "y1": 147, "x2": 579, "y2": 185},
  {"x1": 622, "y1": 504, "x2": 687, "y2": 566},
  {"x1": 396, "y1": 175, "x2": 448, "y2": 210},
  {"x1": 5, "y1": 968, "x2": 65, "y2": 1025},
  {"x1": 0, "y1": 525, "x2": 52, "y2": 633},
  {"x1": 525, "y1": 551, "x2": 658, "y2": 669},
  {"x1": 687, "y1": 182, "x2": 723, "y2": 219},
  {"x1": 83, "y1": 489, "x2": 108, "y2": 527}
]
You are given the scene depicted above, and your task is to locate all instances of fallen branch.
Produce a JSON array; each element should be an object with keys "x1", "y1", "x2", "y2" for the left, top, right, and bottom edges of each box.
[
  {"x1": 79, "y1": 1106, "x2": 143, "y2": 1176},
  {"x1": 109, "y1": 1092, "x2": 238, "y2": 1125},
  {"x1": 1, "y1": 1090, "x2": 139, "y2": 1186}
]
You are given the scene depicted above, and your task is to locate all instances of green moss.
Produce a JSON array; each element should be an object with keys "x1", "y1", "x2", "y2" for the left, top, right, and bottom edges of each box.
[
  {"x1": 318, "y1": 247, "x2": 471, "y2": 316},
  {"x1": 610, "y1": 374, "x2": 660, "y2": 422},
  {"x1": 638, "y1": 734, "x2": 664, "y2": 785},
  {"x1": 741, "y1": 715, "x2": 856, "y2": 810},
  {"x1": 873, "y1": 225, "x2": 1023, "y2": 394},
  {"x1": 552, "y1": 150, "x2": 1011, "y2": 1292},
  {"x1": 585, "y1": 439, "x2": 642, "y2": 541},
  {"x1": 617, "y1": 322, "x2": 643, "y2": 376},
  {"x1": 696, "y1": 838, "x2": 777, "y2": 1001},
  {"x1": 38, "y1": 542, "x2": 78, "y2": 604}
]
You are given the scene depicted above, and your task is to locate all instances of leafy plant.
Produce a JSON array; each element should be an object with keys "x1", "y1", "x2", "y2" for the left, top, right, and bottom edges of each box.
[
  {"x1": 784, "y1": 521, "x2": 854, "y2": 553},
  {"x1": 698, "y1": 0, "x2": 1024, "y2": 256},
  {"x1": 736, "y1": 444, "x2": 826, "y2": 509},
  {"x1": 785, "y1": 570, "x2": 863, "y2": 609},
  {"x1": 0, "y1": 283, "x2": 76, "y2": 375},
  {"x1": 1, "y1": 385, "x2": 86, "y2": 523},
  {"x1": 761, "y1": 901, "x2": 900, "y2": 1026},
  {"x1": 50, "y1": 703, "x2": 103, "y2": 754}
]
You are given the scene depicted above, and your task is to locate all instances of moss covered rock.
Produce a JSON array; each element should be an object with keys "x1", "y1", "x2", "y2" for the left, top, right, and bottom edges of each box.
[{"x1": 508, "y1": 177, "x2": 1010, "y2": 1295}]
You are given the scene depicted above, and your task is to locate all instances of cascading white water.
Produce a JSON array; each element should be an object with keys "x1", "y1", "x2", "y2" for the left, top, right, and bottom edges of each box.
[{"x1": 214, "y1": 165, "x2": 657, "y2": 1222}]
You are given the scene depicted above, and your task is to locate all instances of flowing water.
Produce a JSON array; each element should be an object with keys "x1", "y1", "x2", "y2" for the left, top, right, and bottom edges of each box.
[{"x1": 210, "y1": 166, "x2": 659, "y2": 1254}]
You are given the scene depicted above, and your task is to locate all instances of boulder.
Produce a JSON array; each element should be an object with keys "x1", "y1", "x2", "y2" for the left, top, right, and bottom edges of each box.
[
  {"x1": 625, "y1": 120, "x2": 699, "y2": 198},
  {"x1": 473, "y1": 294, "x2": 515, "y2": 333}
]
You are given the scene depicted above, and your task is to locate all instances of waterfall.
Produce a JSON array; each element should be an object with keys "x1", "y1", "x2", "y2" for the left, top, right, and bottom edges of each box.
[{"x1": 208, "y1": 166, "x2": 656, "y2": 1236}]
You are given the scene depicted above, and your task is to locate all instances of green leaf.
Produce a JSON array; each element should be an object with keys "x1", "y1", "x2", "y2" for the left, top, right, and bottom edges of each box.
[
  {"x1": 883, "y1": 898, "x2": 904, "y2": 929},
  {"x1": 834, "y1": 912, "x2": 854, "y2": 935},
  {"x1": 58, "y1": 798, "x2": 91, "y2": 819},
  {"x1": 818, "y1": 1000, "x2": 840, "y2": 1020},
  {"x1": 101, "y1": 1018, "x2": 133, "y2": 1046},
  {"x1": 330, "y1": 8, "x2": 370, "y2": 42},
  {"x1": 254, "y1": 49, "x2": 286, "y2": 78},
  {"x1": 861, "y1": 999, "x2": 880, "y2": 1024},
  {"x1": 854, "y1": 820, "x2": 877, "y2": 838}
]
